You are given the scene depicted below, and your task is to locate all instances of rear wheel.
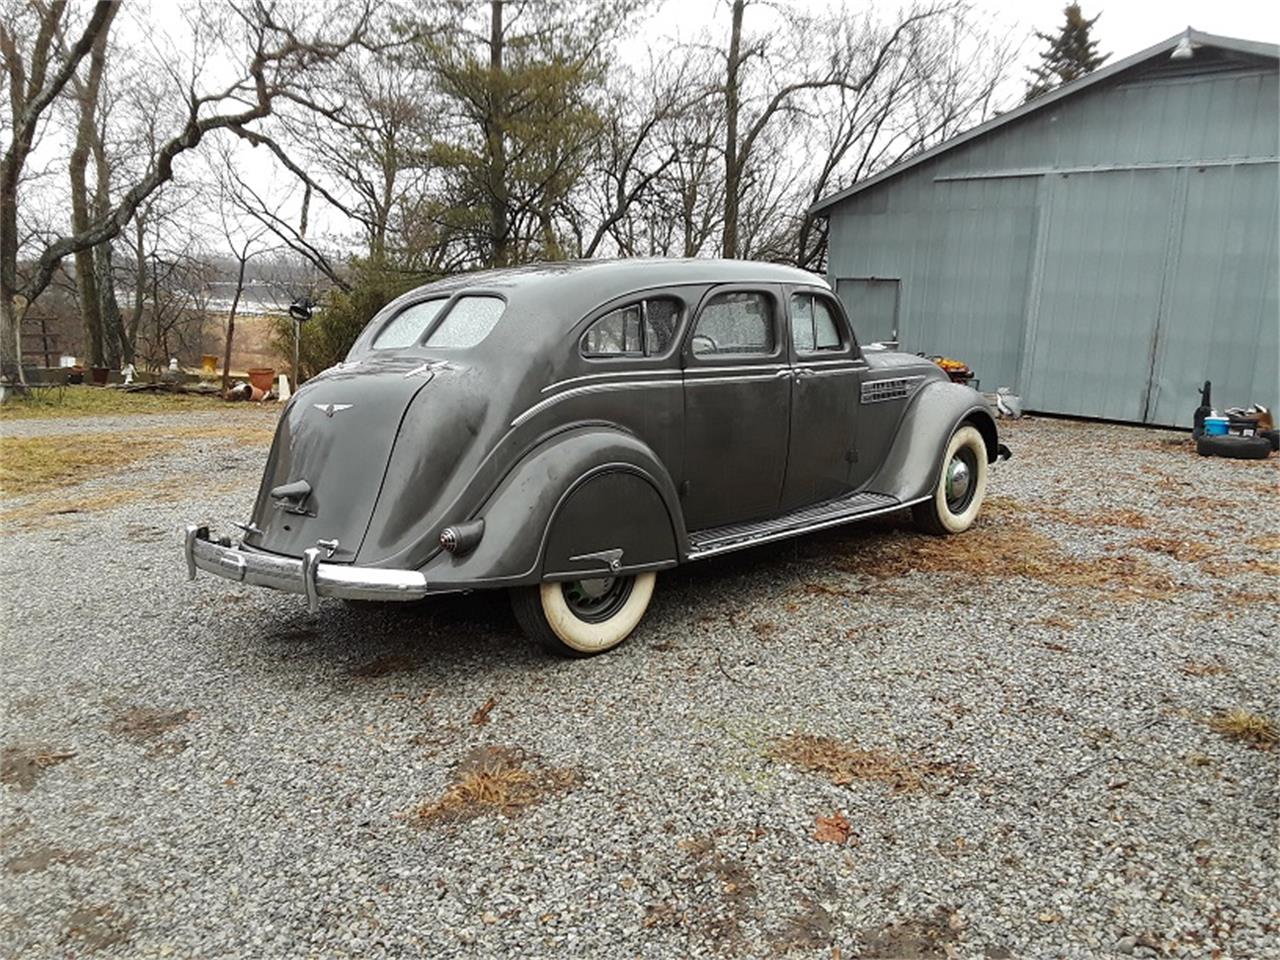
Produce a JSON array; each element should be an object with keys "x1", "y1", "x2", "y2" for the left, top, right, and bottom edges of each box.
[
  {"x1": 913, "y1": 424, "x2": 988, "y2": 535},
  {"x1": 511, "y1": 572, "x2": 656, "y2": 657}
]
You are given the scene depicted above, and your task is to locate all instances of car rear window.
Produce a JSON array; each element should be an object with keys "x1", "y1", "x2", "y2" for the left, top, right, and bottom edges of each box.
[
  {"x1": 372, "y1": 299, "x2": 446, "y2": 349},
  {"x1": 425, "y1": 296, "x2": 506, "y2": 348}
]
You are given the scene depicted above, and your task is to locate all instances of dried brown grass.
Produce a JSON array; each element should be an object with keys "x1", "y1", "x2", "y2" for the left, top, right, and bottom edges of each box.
[
  {"x1": 1037, "y1": 506, "x2": 1152, "y2": 530},
  {"x1": 415, "y1": 746, "x2": 578, "y2": 823},
  {"x1": 0, "y1": 433, "x2": 164, "y2": 495},
  {"x1": 0, "y1": 422, "x2": 272, "y2": 499},
  {"x1": 843, "y1": 521, "x2": 1177, "y2": 601},
  {"x1": 770, "y1": 733, "x2": 957, "y2": 794},
  {"x1": 1131, "y1": 536, "x2": 1220, "y2": 564},
  {"x1": 1206, "y1": 710, "x2": 1278, "y2": 748},
  {"x1": 1181, "y1": 661, "x2": 1230, "y2": 677},
  {"x1": 0, "y1": 478, "x2": 243, "y2": 528}
]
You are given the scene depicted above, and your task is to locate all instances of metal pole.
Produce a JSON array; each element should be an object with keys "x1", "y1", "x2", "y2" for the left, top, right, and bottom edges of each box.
[{"x1": 293, "y1": 317, "x2": 301, "y2": 388}]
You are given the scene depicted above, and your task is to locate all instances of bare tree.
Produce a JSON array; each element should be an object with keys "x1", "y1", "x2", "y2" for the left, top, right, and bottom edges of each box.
[
  {"x1": 217, "y1": 212, "x2": 268, "y2": 394},
  {"x1": 1, "y1": 0, "x2": 373, "y2": 386}
]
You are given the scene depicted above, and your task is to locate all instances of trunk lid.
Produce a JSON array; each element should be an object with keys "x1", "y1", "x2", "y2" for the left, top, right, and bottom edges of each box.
[{"x1": 245, "y1": 356, "x2": 437, "y2": 560}]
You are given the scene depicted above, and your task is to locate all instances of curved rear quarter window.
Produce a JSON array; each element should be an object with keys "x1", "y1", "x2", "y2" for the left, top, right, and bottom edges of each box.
[
  {"x1": 373, "y1": 299, "x2": 446, "y2": 349},
  {"x1": 426, "y1": 296, "x2": 506, "y2": 348}
]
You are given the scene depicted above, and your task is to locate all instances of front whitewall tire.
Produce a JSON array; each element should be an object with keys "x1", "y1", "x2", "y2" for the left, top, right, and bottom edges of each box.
[{"x1": 913, "y1": 424, "x2": 988, "y2": 535}]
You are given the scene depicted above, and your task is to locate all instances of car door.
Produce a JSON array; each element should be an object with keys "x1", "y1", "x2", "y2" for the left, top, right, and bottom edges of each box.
[
  {"x1": 779, "y1": 288, "x2": 864, "y2": 512},
  {"x1": 681, "y1": 285, "x2": 790, "y2": 530}
]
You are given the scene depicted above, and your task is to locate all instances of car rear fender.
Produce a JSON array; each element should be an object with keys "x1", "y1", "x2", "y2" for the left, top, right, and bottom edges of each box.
[
  {"x1": 418, "y1": 424, "x2": 684, "y2": 591},
  {"x1": 865, "y1": 381, "x2": 1003, "y2": 503}
]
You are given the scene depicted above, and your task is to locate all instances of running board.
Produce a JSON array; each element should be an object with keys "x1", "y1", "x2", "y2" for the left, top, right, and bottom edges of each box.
[{"x1": 687, "y1": 491, "x2": 915, "y2": 559}]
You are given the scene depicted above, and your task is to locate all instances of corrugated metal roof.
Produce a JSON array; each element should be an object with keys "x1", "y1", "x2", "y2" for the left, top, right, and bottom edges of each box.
[{"x1": 809, "y1": 30, "x2": 1280, "y2": 215}]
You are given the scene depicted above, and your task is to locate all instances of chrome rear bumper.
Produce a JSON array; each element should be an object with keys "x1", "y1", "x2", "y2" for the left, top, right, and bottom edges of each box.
[{"x1": 184, "y1": 525, "x2": 429, "y2": 612}]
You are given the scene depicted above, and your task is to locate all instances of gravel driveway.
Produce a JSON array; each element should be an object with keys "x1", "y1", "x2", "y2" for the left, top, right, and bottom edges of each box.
[{"x1": 1, "y1": 409, "x2": 1277, "y2": 959}]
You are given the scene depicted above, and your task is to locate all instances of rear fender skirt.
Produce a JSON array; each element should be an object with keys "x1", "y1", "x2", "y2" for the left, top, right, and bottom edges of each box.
[
  {"x1": 864, "y1": 381, "x2": 1002, "y2": 503},
  {"x1": 418, "y1": 426, "x2": 684, "y2": 590}
]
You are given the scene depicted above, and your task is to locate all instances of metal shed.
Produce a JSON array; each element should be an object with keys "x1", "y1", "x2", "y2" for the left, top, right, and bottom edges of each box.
[{"x1": 812, "y1": 30, "x2": 1279, "y2": 427}]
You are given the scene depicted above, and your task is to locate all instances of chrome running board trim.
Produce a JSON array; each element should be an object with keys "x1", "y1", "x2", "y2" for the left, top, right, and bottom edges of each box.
[{"x1": 686, "y1": 493, "x2": 927, "y2": 560}]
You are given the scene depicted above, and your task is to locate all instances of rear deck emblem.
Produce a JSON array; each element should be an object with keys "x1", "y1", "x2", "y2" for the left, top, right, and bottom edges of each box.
[{"x1": 313, "y1": 403, "x2": 353, "y2": 417}]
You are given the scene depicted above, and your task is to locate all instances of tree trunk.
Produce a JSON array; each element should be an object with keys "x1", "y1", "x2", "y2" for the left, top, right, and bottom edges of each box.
[
  {"x1": 91, "y1": 116, "x2": 126, "y2": 365},
  {"x1": 220, "y1": 255, "x2": 248, "y2": 394},
  {"x1": 721, "y1": 0, "x2": 745, "y2": 260},
  {"x1": 70, "y1": 135, "x2": 105, "y2": 366},
  {"x1": 0, "y1": 172, "x2": 24, "y2": 385},
  {"x1": 67, "y1": 1, "x2": 116, "y2": 368},
  {"x1": 486, "y1": 0, "x2": 510, "y2": 267},
  {"x1": 128, "y1": 213, "x2": 146, "y2": 354}
]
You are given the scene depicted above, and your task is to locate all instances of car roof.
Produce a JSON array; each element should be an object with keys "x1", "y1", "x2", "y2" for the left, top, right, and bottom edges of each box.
[
  {"x1": 358, "y1": 258, "x2": 831, "y2": 358},
  {"x1": 411, "y1": 258, "x2": 826, "y2": 306}
]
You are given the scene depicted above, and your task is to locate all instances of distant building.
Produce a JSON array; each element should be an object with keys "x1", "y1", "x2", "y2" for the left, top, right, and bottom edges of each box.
[{"x1": 812, "y1": 31, "x2": 1278, "y2": 427}]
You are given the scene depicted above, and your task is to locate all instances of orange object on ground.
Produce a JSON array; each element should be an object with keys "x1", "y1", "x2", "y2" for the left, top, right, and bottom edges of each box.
[{"x1": 247, "y1": 368, "x2": 275, "y2": 392}]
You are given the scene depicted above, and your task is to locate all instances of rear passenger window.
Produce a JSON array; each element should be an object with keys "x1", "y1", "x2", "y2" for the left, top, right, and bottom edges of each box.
[
  {"x1": 581, "y1": 298, "x2": 681, "y2": 358},
  {"x1": 425, "y1": 296, "x2": 506, "y2": 348},
  {"x1": 692, "y1": 291, "x2": 775, "y2": 356},
  {"x1": 791, "y1": 293, "x2": 844, "y2": 353},
  {"x1": 373, "y1": 299, "x2": 446, "y2": 349}
]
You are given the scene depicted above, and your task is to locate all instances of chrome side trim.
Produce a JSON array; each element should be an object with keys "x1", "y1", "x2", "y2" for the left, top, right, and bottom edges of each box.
[
  {"x1": 687, "y1": 496, "x2": 928, "y2": 560},
  {"x1": 510, "y1": 378, "x2": 683, "y2": 427},
  {"x1": 684, "y1": 363, "x2": 787, "y2": 376},
  {"x1": 541, "y1": 368, "x2": 682, "y2": 394},
  {"x1": 685, "y1": 371, "x2": 787, "y2": 386},
  {"x1": 798, "y1": 367, "x2": 862, "y2": 379},
  {"x1": 186, "y1": 526, "x2": 430, "y2": 605}
]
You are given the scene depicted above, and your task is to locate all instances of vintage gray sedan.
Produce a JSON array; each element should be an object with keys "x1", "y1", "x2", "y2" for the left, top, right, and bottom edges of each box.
[{"x1": 186, "y1": 259, "x2": 1009, "y2": 656}]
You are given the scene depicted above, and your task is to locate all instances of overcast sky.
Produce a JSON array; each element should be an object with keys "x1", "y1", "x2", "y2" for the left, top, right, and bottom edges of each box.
[
  {"x1": 92, "y1": 0, "x2": 1280, "y2": 254},
  {"x1": 643, "y1": 0, "x2": 1278, "y2": 51}
]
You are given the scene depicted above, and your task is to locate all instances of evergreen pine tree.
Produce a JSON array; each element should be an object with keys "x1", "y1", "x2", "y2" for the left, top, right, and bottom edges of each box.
[{"x1": 1025, "y1": 4, "x2": 1109, "y2": 102}]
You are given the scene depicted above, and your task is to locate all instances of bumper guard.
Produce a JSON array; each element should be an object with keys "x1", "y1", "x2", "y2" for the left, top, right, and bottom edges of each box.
[{"x1": 184, "y1": 525, "x2": 430, "y2": 612}]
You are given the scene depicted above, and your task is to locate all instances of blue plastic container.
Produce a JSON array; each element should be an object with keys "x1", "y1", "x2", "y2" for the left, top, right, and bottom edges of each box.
[{"x1": 1204, "y1": 416, "x2": 1229, "y2": 436}]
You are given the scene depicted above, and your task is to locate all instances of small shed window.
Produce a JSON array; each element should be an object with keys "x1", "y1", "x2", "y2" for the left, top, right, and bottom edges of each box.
[
  {"x1": 791, "y1": 293, "x2": 844, "y2": 353},
  {"x1": 425, "y1": 296, "x2": 506, "y2": 348},
  {"x1": 581, "y1": 298, "x2": 681, "y2": 358},
  {"x1": 373, "y1": 299, "x2": 447, "y2": 349}
]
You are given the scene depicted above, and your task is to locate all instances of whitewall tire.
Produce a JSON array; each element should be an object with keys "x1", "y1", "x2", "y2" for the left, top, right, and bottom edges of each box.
[
  {"x1": 912, "y1": 424, "x2": 988, "y2": 535},
  {"x1": 511, "y1": 572, "x2": 656, "y2": 657}
]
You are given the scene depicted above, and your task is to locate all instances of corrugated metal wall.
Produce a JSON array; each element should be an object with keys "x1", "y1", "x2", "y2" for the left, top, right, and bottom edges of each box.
[{"x1": 827, "y1": 64, "x2": 1279, "y2": 426}]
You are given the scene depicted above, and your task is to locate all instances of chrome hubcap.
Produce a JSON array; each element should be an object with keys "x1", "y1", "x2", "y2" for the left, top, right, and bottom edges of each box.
[
  {"x1": 946, "y1": 457, "x2": 971, "y2": 503},
  {"x1": 561, "y1": 576, "x2": 633, "y2": 623}
]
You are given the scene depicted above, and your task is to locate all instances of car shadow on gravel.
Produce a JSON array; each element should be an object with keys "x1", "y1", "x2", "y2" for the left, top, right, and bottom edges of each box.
[{"x1": 228, "y1": 512, "x2": 917, "y2": 678}]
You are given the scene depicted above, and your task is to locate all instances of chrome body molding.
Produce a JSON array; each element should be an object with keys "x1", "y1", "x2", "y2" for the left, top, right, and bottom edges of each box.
[
  {"x1": 511, "y1": 378, "x2": 683, "y2": 427},
  {"x1": 860, "y1": 375, "x2": 925, "y2": 404},
  {"x1": 184, "y1": 525, "x2": 429, "y2": 613}
]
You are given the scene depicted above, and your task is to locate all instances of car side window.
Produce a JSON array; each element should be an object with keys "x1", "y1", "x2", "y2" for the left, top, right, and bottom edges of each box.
[
  {"x1": 581, "y1": 297, "x2": 681, "y2": 358},
  {"x1": 425, "y1": 295, "x2": 506, "y2": 348},
  {"x1": 583, "y1": 304, "x2": 643, "y2": 356},
  {"x1": 691, "y1": 291, "x2": 774, "y2": 357},
  {"x1": 791, "y1": 293, "x2": 844, "y2": 354},
  {"x1": 373, "y1": 299, "x2": 447, "y2": 349}
]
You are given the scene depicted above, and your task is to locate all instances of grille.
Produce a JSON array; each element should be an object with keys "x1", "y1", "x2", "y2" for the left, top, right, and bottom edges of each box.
[{"x1": 861, "y1": 376, "x2": 921, "y2": 404}]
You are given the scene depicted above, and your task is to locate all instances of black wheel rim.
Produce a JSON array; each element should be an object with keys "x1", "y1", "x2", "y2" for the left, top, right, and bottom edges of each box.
[
  {"x1": 561, "y1": 576, "x2": 634, "y2": 623},
  {"x1": 944, "y1": 446, "x2": 979, "y2": 514}
]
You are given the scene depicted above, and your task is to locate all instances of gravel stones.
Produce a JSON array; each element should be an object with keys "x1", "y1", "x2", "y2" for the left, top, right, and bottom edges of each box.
[{"x1": 0, "y1": 411, "x2": 1276, "y2": 958}]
